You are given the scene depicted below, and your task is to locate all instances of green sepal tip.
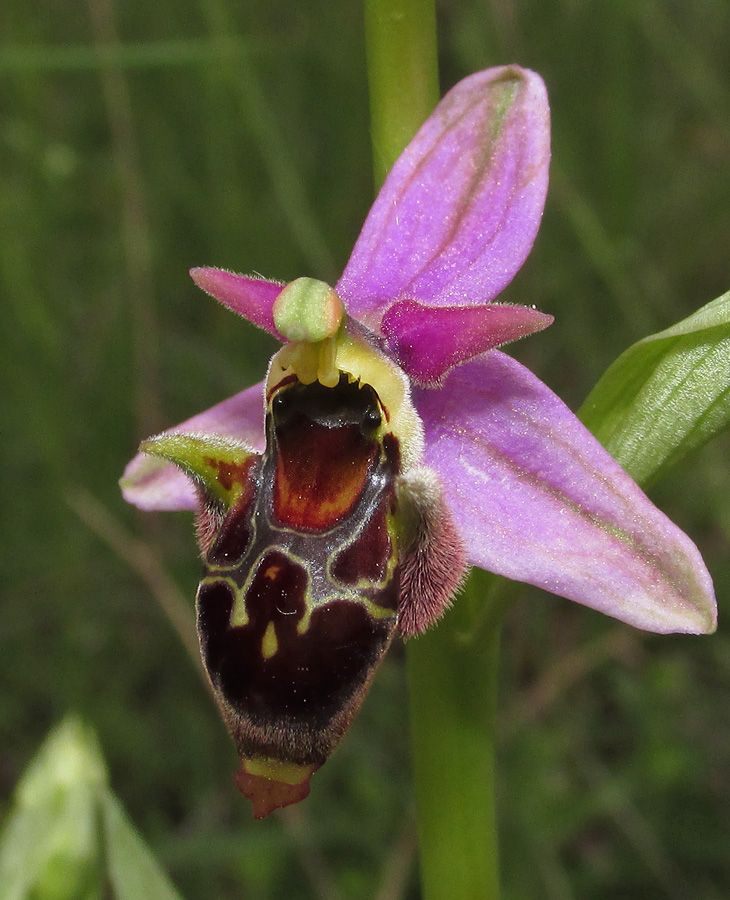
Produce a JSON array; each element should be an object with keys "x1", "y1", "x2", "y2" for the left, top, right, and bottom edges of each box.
[{"x1": 140, "y1": 432, "x2": 256, "y2": 508}]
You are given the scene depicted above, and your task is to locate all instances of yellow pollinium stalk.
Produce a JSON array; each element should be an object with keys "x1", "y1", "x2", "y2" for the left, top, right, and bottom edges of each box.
[{"x1": 273, "y1": 336, "x2": 340, "y2": 387}]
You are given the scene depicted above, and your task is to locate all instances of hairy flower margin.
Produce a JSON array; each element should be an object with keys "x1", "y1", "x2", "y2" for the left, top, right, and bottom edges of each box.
[{"x1": 122, "y1": 65, "x2": 716, "y2": 636}]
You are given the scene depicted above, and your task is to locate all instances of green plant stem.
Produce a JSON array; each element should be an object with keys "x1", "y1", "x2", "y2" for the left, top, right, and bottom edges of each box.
[
  {"x1": 364, "y1": 0, "x2": 439, "y2": 185},
  {"x1": 407, "y1": 570, "x2": 508, "y2": 900},
  {"x1": 363, "y1": 6, "x2": 507, "y2": 896}
]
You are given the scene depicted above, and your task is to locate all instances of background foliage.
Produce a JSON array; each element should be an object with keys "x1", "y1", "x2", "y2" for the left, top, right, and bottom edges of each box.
[{"x1": 2, "y1": 0, "x2": 729, "y2": 897}]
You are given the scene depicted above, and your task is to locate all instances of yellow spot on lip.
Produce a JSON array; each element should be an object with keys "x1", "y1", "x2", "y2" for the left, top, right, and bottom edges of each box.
[
  {"x1": 296, "y1": 614, "x2": 310, "y2": 635},
  {"x1": 242, "y1": 756, "x2": 316, "y2": 786},
  {"x1": 261, "y1": 621, "x2": 278, "y2": 659},
  {"x1": 264, "y1": 564, "x2": 282, "y2": 581}
]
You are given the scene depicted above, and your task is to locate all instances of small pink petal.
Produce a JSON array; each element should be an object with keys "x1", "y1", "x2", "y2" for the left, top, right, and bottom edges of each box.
[
  {"x1": 414, "y1": 352, "x2": 716, "y2": 634},
  {"x1": 190, "y1": 268, "x2": 285, "y2": 338},
  {"x1": 337, "y1": 66, "x2": 550, "y2": 328},
  {"x1": 381, "y1": 298, "x2": 553, "y2": 385},
  {"x1": 120, "y1": 381, "x2": 266, "y2": 511}
]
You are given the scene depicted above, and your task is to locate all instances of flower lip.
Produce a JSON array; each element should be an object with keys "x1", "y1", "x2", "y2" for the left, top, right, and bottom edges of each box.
[{"x1": 271, "y1": 376, "x2": 383, "y2": 532}]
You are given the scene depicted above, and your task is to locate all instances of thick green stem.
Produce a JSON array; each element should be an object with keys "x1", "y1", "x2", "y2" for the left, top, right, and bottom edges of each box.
[
  {"x1": 362, "y1": 5, "x2": 507, "y2": 897},
  {"x1": 364, "y1": 0, "x2": 439, "y2": 187},
  {"x1": 406, "y1": 571, "x2": 508, "y2": 900}
]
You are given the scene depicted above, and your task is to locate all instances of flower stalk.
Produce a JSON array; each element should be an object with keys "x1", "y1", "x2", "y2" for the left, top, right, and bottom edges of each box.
[
  {"x1": 364, "y1": 0, "x2": 439, "y2": 187},
  {"x1": 407, "y1": 570, "x2": 510, "y2": 900},
  {"x1": 363, "y1": 2, "x2": 504, "y2": 897}
]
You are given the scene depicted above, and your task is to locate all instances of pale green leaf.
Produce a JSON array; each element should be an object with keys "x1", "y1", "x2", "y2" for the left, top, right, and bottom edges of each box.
[
  {"x1": 0, "y1": 717, "x2": 106, "y2": 900},
  {"x1": 102, "y1": 794, "x2": 184, "y2": 900},
  {"x1": 580, "y1": 290, "x2": 730, "y2": 486}
]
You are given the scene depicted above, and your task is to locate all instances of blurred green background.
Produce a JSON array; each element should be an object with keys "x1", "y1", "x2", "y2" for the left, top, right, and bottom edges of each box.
[{"x1": 2, "y1": 0, "x2": 729, "y2": 897}]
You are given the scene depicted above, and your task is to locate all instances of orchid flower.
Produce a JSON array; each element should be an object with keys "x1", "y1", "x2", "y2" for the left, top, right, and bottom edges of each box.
[{"x1": 121, "y1": 66, "x2": 716, "y2": 818}]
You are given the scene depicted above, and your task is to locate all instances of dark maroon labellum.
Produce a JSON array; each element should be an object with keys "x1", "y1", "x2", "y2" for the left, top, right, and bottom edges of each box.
[
  {"x1": 141, "y1": 352, "x2": 466, "y2": 817},
  {"x1": 195, "y1": 375, "x2": 402, "y2": 813}
]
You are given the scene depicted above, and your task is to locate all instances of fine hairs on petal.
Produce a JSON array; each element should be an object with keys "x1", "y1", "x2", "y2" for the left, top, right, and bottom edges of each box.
[
  {"x1": 189, "y1": 268, "x2": 285, "y2": 338},
  {"x1": 381, "y1": 298, "x2": 554, "y2": 386},
  {"x1": 396, "y1": 467, "x2": 468, "y2": 638},
  {"x1": 194, "y1": 491, "x2": 227, "y2": 555},
  {"x1": 121, "y1": 381, "x2": 267, "y2": 512}
]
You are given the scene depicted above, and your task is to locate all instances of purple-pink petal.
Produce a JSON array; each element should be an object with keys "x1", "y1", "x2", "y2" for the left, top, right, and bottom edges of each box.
[
  {"x1": 414, "y1": 351, "x2": 716, "y2": 634},
  {"x1": 380, "y1": 298, "x2": 553, "y2": 385},
  {"x1": 190, "y1": 268, "x2": 285, "y2": 338},
  {"x1": 336, "y1": 66, "x2": 550, "y2": 329},
  {"x1": 120, "y1": 381, "x2": 266, "y2": 511}
]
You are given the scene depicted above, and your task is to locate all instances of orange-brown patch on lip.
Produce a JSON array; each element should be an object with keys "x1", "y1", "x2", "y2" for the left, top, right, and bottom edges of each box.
[
  {"x1": 203, "y1": 454, "x2": 257, "y2": 495},
  {"x1": 274, "y1": 418, "x2": 377, "y2": 531}
]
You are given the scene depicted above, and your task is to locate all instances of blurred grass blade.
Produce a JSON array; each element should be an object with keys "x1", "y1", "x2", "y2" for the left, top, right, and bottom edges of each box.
[
  {"x1": 580, "y1": 289, "x2": 730, "y2": 486},
  {"x1": 102, "y1": 794, "x2": 184, "y2": 900},
  {"x1": 0, "y1": 717, "x2": 106, "y2": 900},
  {"x1": 0, "y1": 717, "x2": 184, "y2": 900}
]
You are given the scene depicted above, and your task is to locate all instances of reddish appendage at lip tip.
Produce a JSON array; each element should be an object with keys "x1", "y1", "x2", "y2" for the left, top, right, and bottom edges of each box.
[{"x1": 234, "y1": 768, "x2": 312, "y2": 819}]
